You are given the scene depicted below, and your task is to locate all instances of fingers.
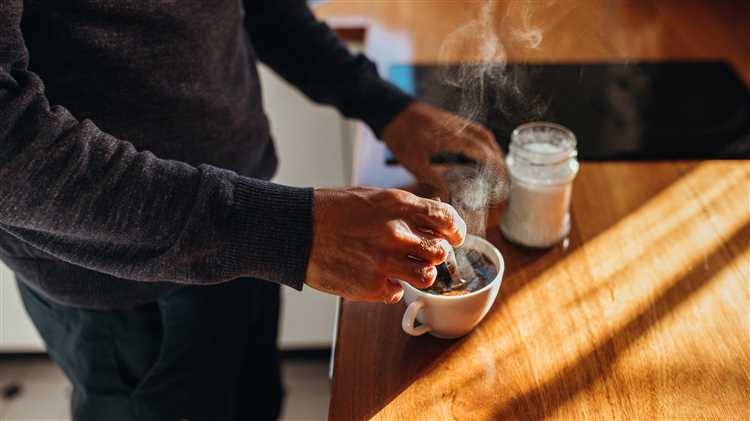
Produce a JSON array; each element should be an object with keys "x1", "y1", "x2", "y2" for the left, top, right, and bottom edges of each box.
[
  {"x1": 453, "y1": 137, "x2": 491, "y2": 162},
  {"x1": 403, "y1": 234, "x2": 451, "y2": 266},
  {"x1": 466, "y1": 138, "x2": 502, "y2": 167},
  {"x1": 385, "y1": 257, "x2": 437, "y2": 290},
  {"x1": 468, "y1": 122, "x2": 500, "y2": 150},
  {"x1": 408, "y1": 199, "x2": 467, "y2": 247},
  {"x1": 383, "y1": 218, "x2": 451, "y2": 265},
  {"x1": 443, "y1": 121, "x2": 504, "y2": 167}
]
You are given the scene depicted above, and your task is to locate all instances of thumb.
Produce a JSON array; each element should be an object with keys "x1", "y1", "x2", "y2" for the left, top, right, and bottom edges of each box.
[{"x1": 385, "y1": 279, "x2": 405, "y2": 304}]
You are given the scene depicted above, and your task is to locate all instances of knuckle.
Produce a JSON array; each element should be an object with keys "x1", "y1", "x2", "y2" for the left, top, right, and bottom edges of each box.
[
  {"x1": 395, "y1": 232, "x2": 415, "y2": 247},
  {"x1": 433, "y1": 243, "x2": 448, "y2": 261},
  {"x1": 416, "y1": 237, "x2": 438, "y2": 258},
  {"x1": 384, "y1": 188, "x2": 409, "y2": 204},
  {"x1": 443, "y1": 209, "x2": 465, "y2": 236},
  {"x1": 438, "y1": 203, "x2": 459, "y2": 226},
  {"x1": 419, "y1": 266, "x2": 436, "y2": 287},
  {"x1": 384, "y1": 221, "x2": 405, "y2": 242},
  {"x1": 429, "y1": 199, "x2": 447, "y2": 214},
  {"x1": 443, "y1": 203, "x2": 460, "y2": 221},
  {"x1": 456, "y1": 217, "x2": 468, "y2": 237},
  {"x1": 387, "y1": 190, "x2": 419, "y2": 216},
  {"x1": 424, "y1": 202, "x2": 447, "y2": 225}
]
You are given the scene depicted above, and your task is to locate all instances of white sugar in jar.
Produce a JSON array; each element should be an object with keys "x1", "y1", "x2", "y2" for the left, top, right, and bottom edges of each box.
[{"x1": 500, "y1": 122, "x2": 579, "y2": 248}]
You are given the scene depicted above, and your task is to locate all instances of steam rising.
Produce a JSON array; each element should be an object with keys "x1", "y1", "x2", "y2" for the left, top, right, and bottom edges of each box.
[
  {"x1": 436, "y1": 0, "x2": 554, "y2": 244},
  {"x1": 432, "y1": 0, "x2": 640, "y2": 261},
  {"x1": 437, "y1": 0, "x2": 551, "y2": 135},
  {"x1": 443, "y1": 165, "x2": 506, "y2": 239}
]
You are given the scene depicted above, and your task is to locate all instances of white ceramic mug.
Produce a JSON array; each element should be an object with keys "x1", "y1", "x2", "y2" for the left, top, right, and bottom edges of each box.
[{"x1": 400, "y1": 235, "x2": 505, "y2": 339}]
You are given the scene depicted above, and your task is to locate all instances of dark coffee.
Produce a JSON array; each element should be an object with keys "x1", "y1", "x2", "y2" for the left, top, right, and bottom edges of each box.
[{"x1": 423, "y1": 249, "x2": 497, "y2": 296}]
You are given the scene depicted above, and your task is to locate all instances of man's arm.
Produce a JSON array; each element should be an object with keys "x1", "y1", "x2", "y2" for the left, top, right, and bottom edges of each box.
[
  {"x1": 243, "y1": 0, "x2": 413, "y2": 138},
  {"x1": 0, "y1": 1, "x2": 312, "y2": 289}
]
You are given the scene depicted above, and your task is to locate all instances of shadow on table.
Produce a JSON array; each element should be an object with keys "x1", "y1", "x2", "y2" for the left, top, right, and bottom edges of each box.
[
  {"x1": 334, "y1": 236, "x2": 558, "y2": 420},
  {"x1": 489, "y1": 220, "x2": 750, "y2": 420},
  {"x1": 334, "y1": 164, "x2": 700, "y2": 421},
  {"x1": 490, "y1": 161, "x2": 694, "y2": 306}
]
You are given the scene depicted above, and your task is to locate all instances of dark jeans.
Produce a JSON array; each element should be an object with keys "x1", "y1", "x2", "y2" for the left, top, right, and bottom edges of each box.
[{"x1": 17, "y1": 277, "x2": 283, "y2": 421}]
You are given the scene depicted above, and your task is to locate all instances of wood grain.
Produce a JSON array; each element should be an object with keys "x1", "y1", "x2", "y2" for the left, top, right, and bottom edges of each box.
[
  {"x1": 318, "y1": 2, "x2": 750, "y2": 420},
  {"x1": 316, "y1": 0, "x2": 750, "y2": 85},
  {"x1": 328, "y1": 161, "x2": 750, "y2": 420}
]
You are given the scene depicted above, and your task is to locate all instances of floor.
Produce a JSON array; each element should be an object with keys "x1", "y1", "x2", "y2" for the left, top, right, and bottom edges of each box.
[{"x1": 0, "y1": 354, "x2": 330, "y2": 421}]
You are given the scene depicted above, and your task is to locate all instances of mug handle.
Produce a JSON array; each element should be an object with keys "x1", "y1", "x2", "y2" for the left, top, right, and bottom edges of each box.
[{"x1": 402, "y1": 301, "x2": 432, "y2": 336}]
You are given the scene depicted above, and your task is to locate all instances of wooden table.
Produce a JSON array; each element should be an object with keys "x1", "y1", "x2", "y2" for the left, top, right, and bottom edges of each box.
[
  {"x1": 328, "y1": 162, "x2": 750, "y2": 420},
  {"x1": 316, "y1": 1, "x2": 750, "y2": 85},
  {"x1": 316, "y1": 2, "x2": 750, "y2": 420}
]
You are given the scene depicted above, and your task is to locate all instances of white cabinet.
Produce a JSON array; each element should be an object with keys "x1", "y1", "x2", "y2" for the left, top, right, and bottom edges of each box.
[
  {"x1": 0, "y1": 262, "x2": 45, "y2": 352},
  {"x1": 259, "y1": 64, "x2": 348, "y2": 349},
  {"x1": 1, "y1": 257, "x2": 339, "y2": 352}
]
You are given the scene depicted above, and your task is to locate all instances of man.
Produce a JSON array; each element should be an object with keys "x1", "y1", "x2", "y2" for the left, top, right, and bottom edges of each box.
[{"x1": 0, "y1": 1, "x2": 502, "y2": 420}]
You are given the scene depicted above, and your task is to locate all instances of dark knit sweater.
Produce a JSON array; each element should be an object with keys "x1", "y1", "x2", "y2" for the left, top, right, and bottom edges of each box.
[{"x1": 0, "y1": 0, "x2": 412, "y2": 309}]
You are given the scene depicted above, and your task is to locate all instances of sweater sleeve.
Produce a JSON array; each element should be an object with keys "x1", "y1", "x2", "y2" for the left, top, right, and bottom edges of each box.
[
  {"x1": 242, "y1": 0, "x2": 414, "y2": 138},
  {"x1": 0, "y1": 1, "x2": 312, "y2": 290}
]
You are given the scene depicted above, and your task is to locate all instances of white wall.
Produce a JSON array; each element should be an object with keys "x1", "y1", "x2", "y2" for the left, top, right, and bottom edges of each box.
[
  {"x1": 259, "y1": 64, "x2": 348, "y2": 349},
  {"x1": 0, "y1": 262, "x2": 45, "y2": 352}
]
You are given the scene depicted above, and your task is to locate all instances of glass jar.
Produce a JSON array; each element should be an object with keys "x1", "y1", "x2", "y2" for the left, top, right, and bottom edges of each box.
[{"x1": 500, "y1": 122, "x2": 579, "y2": 248}]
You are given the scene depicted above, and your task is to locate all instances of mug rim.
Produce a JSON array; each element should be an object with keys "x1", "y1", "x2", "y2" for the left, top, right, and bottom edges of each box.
[{"x1": 400, "y1": 234, "x2": 505, "y2": 301}]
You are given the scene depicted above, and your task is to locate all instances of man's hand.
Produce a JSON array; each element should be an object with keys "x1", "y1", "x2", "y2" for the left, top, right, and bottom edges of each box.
[
  {"x1": 305, "y1": 187, "x2": 466, "y2": 303},
  {"x1": 382, "y1": 102, "x2": 505, "y2": 198}
]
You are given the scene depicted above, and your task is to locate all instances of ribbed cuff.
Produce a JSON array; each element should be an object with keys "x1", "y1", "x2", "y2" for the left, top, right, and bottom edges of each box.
[{"x1": 222, "y1": 176, "x2": 314, "y2": 290}]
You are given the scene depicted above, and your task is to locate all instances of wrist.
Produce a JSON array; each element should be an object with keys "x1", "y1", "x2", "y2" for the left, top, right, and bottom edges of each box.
[
  {"x1": 312, "y1": 188, "x2": 337, "y2": 227},
  {"x1": 223, "y1": 177, "x2": 314, "y2": 290},
  {"x1": 382, "y1": 102, "x2": 419, "y2": 148},
  {"x1": 356, "y1": 73, "x2": 414, "y2": 139}
]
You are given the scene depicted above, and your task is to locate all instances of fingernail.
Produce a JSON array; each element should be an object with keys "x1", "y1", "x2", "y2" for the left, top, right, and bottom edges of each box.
[
  {"x1": 457, "y1": 222, "x2": 467, "y2": 246},
  {"x1": 423, "y1": 267, "x2": 437, "y2": 286}
]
